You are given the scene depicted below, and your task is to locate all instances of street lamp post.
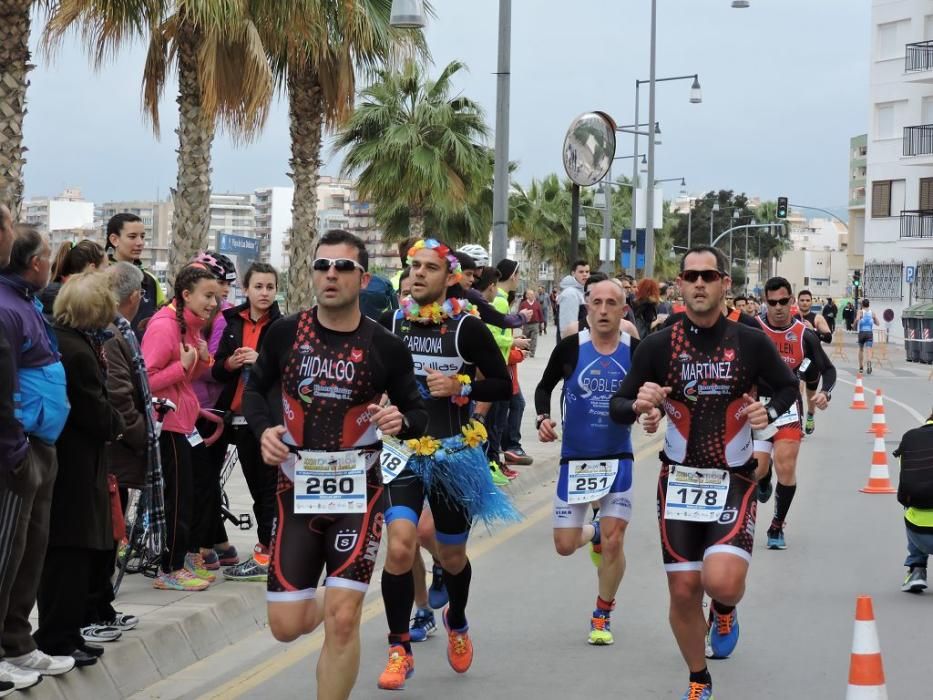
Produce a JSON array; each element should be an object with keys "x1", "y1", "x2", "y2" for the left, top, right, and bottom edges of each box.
[
  {"x1": 633, "y1": 73, "x2": 700, "y2": 277},
  {"x1": 491, "y1": 0, "x2": 512, "y2": 265},
  {"x1": 709, "y1": 201, "x2": 719, "y2": 244}
]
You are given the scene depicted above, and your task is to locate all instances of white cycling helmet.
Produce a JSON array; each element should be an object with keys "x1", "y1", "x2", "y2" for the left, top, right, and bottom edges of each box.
[{"x1": 457, "y1": 244, "x2": 490, "y2": 268}]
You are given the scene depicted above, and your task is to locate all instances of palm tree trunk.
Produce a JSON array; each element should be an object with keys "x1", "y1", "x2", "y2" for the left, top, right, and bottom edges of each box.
[
  {"x1": 286, "y1": 63, "x2": 324, "y2": 312},
  {"x1": 526, "y1": 241, "x2": 541, "y2": 288},
  {"x1": 0, "y1": 0, "x2": 32, "y2": 217},
  {"x1": 169, "y1": 26, "x2": 214, "y2": 283},
  {"x1": 408, "y1": 207, "x2": 425, "y2": 239}
]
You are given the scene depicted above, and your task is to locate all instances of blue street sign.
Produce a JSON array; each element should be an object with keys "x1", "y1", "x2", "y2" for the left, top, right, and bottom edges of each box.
[{"x1": 905, "y1": 265, "x2": 915, "y2": 284}]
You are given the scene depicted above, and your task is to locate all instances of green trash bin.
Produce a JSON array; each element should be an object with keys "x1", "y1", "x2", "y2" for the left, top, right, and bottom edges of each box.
[
  {"x1": 902, "y1": 303, "x2": 923, "y2": 362},
  {"x1": 915, "y1": 302, "x2": 933, "y2": 364}
]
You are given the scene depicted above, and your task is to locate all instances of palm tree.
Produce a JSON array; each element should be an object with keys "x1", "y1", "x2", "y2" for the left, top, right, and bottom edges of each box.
[
  {"x1": 256, "y1": 0, "x2": 423, "y2": 311},
  {"x1": 46, "y1": 0, "x2": 273, "y2": 280},
  {"x1": 0, "y1": 0, "x2": 42, "y2": 214},
  {"x1": 334, "y1": 58, "x2": 490, "y2": 243},
  {"x1": 510, "y1": 175, "x2": 571, "y2": 286}
]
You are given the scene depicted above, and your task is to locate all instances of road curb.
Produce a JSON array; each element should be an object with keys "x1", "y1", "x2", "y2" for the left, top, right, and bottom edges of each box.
[{"x1": 26, "y1": 583, "x2": 268, "y2": 699}]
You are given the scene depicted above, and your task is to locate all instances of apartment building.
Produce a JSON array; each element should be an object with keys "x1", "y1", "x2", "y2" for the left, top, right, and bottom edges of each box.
[
  {"x1": 23, "y1": 188, "x2": 96, "y2": 251},
  {"x1": 865, "y1": 0, "x2": 933, "y2": 317}
]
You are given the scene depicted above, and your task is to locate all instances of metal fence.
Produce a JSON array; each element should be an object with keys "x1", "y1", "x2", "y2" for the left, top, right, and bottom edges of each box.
[
  {"x1": 903, "y1": 125, "x2": 933, "y2": 156},
  {"x1": 906, "y1": 40, "x2": 933, "y2": 73},
  {"x1": 863, "y1": 262, "x2": 904, "y2": 301},
  {"x1": 900, "y1": 210, "x2": 933, "y2": 239}
]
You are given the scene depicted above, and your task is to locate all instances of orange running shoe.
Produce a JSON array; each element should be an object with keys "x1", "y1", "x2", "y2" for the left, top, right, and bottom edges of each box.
[
  {"x1": 377, "y1": 645, "x2": 414, "y2": 690},
  {"x1": 443, "y1": 608, "x2": 473, "y2": 674}
]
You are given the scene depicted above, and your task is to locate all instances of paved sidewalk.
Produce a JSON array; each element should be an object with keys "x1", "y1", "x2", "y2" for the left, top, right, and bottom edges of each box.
[{"x1": 26, "y1": 329, "x2": 567, "y2": 699}]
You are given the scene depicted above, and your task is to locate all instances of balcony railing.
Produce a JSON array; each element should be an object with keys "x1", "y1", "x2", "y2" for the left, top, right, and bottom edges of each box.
[
  {"x1": 903, "y1": 124, "x2": 933, "y2": 156},
  {"x1": 900, "y1": 210, "x2": 933, "y2": 238},
  {"x1": 906, "y1": 40, "x2": 933, "y2": 73}
]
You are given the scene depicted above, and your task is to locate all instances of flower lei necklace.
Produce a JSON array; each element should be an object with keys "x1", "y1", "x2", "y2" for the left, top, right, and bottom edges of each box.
[{"x1": 401, "y1": 296, "x2": 479, "y2": 324}]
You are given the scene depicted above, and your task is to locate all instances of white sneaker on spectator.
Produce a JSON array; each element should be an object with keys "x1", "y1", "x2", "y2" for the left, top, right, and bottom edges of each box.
[
  {"x1": 0, "y1": 660, "x2": 41, "y2": 689},
  {"x1": 5, "y1": 650, "x2": 75, "y2": 676},
  {"x1": 80, "y1": 625, "x2": 122, "y2": 643}
]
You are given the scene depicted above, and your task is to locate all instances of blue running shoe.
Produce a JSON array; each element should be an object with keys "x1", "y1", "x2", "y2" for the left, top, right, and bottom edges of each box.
[
  {"x1": 409, "y1": 608, "x2": 436, "y2": 642},
  {"x1": 429, "y1": 564, "x2": 448, "y2": 610},
  {"x1": 706, "y1": 607, "x2": 739, "y2": 659},
  {"x1": 767, "y1": 528, "x2": 786, "y2": 550},
  {"x1": 682, "y1": 681, "x2": 714, "y2": 699}
]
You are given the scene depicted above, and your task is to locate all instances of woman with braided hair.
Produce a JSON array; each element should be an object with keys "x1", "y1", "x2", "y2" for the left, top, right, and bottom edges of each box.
[{"x1": 141, "y1": 265, "x2": 220, "y2": 591}]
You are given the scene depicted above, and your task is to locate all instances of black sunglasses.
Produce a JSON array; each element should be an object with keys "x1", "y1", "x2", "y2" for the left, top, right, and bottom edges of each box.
[
  {"x1": 766, "y1": 297, "x2": 792, "y2": 307},
  {"x1": 312, "y1": 257, "x2": 365, "y2": 273},
  {"x1": 681, "y1": 269, "x2": 725, "y2": 283}
]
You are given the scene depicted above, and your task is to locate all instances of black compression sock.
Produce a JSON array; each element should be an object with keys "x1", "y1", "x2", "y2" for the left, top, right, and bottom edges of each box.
[
  {"x1": 443, "y1": 560, "x2": 472, "y2": 630},
  {"x1": 758, "y1": 464, "x2": 773, "y2": 489},
  {"x1": 712, "y1": 601, "x2": 735, "y2": 616},
  {"x1": 773, "y1": 483, "x2": 797, "y2": 525},
  {"x1": 382, "y1": 570, "x2": 415, "y2": 644},
  {"x1": 689, "y1": 668, "x2": 712, "y2": 686}
]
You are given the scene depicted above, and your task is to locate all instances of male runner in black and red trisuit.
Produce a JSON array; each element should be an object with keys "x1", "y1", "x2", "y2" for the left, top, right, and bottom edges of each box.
[
  {"x1": 376, "y1": 238, "x2": 512, "y2": 691},
  {"x1": 793, "y1": 289, "x2": 833, "y2": 435},
  {"x1": 242, "y1": 230, "x2": 428, "y2": 700},
  {"x1": 610, "y1": 245, "x2": 798, "y2": 700},
  {"x1": 753, "y1": 277, "x2": 836, "y2": 550}
]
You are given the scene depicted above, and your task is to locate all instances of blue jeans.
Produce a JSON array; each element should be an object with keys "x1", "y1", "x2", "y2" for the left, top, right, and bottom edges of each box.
[
  {"x1": 905, "y1": 527, "x2": 933, "y2": 568},
  {"x1": 502, "y1": 391, "x2": 526, "y2": 453}
]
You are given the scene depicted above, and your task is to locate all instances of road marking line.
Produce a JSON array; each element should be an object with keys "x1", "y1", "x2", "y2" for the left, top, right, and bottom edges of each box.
[
  {"x1": 835, "y1": 377, "x2": 924, "y2": 423},
  {"x1": 199, "y1": 436, "x2": 663, "y2": 700}
]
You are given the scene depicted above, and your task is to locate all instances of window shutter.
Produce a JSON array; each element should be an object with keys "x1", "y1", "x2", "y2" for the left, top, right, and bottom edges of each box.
[
  {"x1": 920, "y1": 178, "x2": 933, "y2": 211},
  {"x1": 872, "y1": 180, "x2": 892, "y2": 218}
]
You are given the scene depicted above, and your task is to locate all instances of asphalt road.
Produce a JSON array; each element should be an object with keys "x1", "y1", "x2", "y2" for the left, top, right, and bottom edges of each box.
[{"x1": 148, "y1": 331, "x2": 933, "y2": 700}]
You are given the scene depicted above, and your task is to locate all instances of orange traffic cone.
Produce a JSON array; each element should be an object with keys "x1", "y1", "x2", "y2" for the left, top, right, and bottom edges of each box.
[
  {"x1": 850, "y1": 373, "x2": 867, "y2": 410},
  {"x1": 859, "y1": 437, "x2": 896, "y2": 494},
  {"x1": 846, "y1": 595, "x2": 888, "y2": 699},
  {"x1": 867, "y1": 389, "x2": 888, "y2": 437}
]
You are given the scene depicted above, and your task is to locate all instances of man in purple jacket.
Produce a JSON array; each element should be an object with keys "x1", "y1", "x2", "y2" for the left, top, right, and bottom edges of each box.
[{"x1": 0, "y1": 223, "x2": 77, "y2": 681}]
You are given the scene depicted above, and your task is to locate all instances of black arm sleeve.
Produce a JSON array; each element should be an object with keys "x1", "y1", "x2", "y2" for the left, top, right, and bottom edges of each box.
[
  {"x1": 0, "y1": 334, "x2": 27, "y2": 471},
  {"x1": 802, "y1": 329, "x2": 837, "y2": 394},
  {"x1": 610, "y1": 332, "x2": 665, "y2": 425},
  {"x1": 212, "y1": 321, "x2": 240, "y2": 384},
  {"x1": 371, "y1": 330, "x2": 429, "y2": 440},
  {"x1": 534, "y1": 336, "x2": 578, "y2": 416},
  {"x1": 243, "y1": 316, "x2": 293, "y2": 440},
  {"x1": 464, "y1": 288, "x2": 523, "y2": 329},
  {"x1": 746, "y1": 329, "x2": 799, "y2": 418},
  {"x1": 456, "y1": 316, "x2": 512, "y2": 401}
]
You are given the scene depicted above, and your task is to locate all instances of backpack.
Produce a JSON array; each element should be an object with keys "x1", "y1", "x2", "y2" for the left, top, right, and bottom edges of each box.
[{"x1": 360, "y1": 275, "x2": 399, "y2": 321}]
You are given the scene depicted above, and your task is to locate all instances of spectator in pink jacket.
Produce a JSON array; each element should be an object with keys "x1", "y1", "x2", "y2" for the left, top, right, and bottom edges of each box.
[{"x1": 141, "y1": 265, "x2": 219, "y2": 592}]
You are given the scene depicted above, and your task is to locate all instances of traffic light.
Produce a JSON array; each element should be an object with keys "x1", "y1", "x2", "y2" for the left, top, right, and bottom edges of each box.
[
  {"x1": 853, "y1": 270, "x2": 861, "y2": 289},
  {"x1": 777, "y1": 196, "x2": 788, "y2": 219}
]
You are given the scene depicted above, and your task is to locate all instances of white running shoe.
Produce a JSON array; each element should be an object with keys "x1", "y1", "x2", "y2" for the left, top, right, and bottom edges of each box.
[
  {"x1": 5, "y1": 650, "x2": 75, "y2": 676},
  {"x1": 0, "y1": 660, "x2": 41, "y2": 689}
]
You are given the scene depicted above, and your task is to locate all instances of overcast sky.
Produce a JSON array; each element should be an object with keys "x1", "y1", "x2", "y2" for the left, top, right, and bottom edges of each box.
[{"x1": 23, "y1": 0, "x2": 869, "y2": 211}]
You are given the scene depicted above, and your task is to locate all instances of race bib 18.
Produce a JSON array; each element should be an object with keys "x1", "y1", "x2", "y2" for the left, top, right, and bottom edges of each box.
[{"x1": 380, "y1": 437, "x2": 413, "y2": 484}]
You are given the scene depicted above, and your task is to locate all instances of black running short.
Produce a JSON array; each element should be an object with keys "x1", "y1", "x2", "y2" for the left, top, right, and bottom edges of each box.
[
  {"x1": 266, "y1": 466, "x2": 384, "y2": 602},
  {"x1": 383, "y1": 468, "x2": 472, "y2": 545},
  {"x1": 656, "y1": 462, "x2": 757, "y2": 573},
  {"x1": 857, "y1": 331, "x2": 873, "y2": 348}
]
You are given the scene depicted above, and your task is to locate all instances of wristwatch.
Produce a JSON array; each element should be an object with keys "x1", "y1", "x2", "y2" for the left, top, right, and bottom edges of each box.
[
  {"x1": 470, "y1": 413, "x2": 487, "y2": 425},
  {"x1": 536, "y1": 414, "x2": 550, "y2": 430}
]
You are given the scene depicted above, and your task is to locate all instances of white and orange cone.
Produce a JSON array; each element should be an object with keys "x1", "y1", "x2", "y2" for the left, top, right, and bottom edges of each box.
[
  {"x1": 846, "y1": 595, "x2": 888, "y2": 699},
  {"x1": 850, "y1": 373, "x2": 867, "y2": 410},
  {"x1": 859, "y1": 437, "x2": 896, "y2": 494},
  {"x1": 867, "y1": 389, "x2": 888, "y2": 437}
]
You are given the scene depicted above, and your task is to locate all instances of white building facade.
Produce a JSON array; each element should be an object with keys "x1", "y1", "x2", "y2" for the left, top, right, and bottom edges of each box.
[
  {"x1": 253, "y1": 187, "x2": 293, "y2": 269},
  {"x1": 865, "y1": 0, "x2": 933, "y2": 321},
  {"x1": 23, "y1": 188, "x2": 96, "y2": 251}
]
